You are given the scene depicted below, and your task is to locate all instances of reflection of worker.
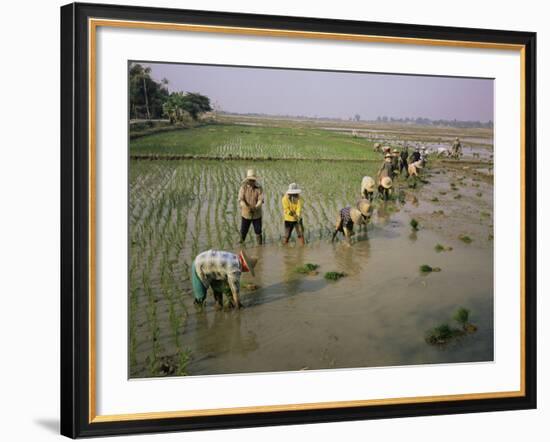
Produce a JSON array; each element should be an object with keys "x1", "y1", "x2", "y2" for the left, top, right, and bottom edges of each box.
[
  {"x1": 361, "y1": 176, "x2": 376, "y2": 201},
  {"x1": 282, "y1": 183, "x2": 305, "y2": 245},
  {"x1": 191, "y1": 249, "x2": 257, "y2": 309},
  {"x1": 331, "y1": 199, "x2": 371, "y2": 244},
  {"x1": 238, "y1": 169, "x2": 264, "y2": 244}
]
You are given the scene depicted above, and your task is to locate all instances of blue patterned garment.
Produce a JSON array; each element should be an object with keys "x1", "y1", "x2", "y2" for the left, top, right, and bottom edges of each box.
[
  {"x1": 194, "y1": 250, "x2": 242, "y2": 296},
  {"x1": 340, "y1": 207, "x2": 354, "y2": 230}
]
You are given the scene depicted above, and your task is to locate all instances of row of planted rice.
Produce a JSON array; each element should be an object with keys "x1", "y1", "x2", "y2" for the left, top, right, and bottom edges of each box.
[{"x1": 129, "y1": 158, "x2": 378, "y2": 377}]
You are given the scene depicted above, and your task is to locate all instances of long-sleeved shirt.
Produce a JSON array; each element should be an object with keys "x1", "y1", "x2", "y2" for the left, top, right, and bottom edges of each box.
[
  {"x1": 282, "y1": 194, "x2": 303, "y2": 222},
  {"x1": 238, "y1": 181, "x2": 264, "y2": 220},
  {"x1": 378, "y1": 162, "x2": 393, "y2": 179},
  {"x1": 194, "y1": 250, "x2": 241, "y2": 296}
]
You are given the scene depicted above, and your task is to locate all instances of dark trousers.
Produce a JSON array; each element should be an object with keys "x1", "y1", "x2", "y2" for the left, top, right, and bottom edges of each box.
[
  {"x1": 241, "y1": 217, "x2": 262, "y2": 241},
  {"x1": 400, "y1": 159, "x2": 409, "y2": 176},
  {"x1": 284, "y1": 219, "x2": 304, "y2": 241}
]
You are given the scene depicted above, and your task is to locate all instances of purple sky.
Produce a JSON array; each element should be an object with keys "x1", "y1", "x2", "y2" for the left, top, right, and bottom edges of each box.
[{"x1": 139, "y1": 62, "x2": 494, "y2": 122}]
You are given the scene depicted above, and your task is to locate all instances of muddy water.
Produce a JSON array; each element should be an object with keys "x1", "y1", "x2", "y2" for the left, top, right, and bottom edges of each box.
[{"x1": 183, "y1": 186, "x2": 493, "y2": 375}]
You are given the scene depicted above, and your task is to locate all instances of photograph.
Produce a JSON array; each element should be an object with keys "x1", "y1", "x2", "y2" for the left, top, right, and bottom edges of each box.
[{"x1": 128, "y1": 61, "x2": 495, "y2": 378}]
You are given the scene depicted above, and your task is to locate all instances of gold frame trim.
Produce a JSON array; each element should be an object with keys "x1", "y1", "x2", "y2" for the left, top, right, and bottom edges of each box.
[{"x1": 88, "y1": 18, "x2": 527, "y2": 424}]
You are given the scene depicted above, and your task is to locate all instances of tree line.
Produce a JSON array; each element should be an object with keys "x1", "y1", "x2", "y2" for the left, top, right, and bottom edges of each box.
[{"x1": 129, "y1": 63, "x2": 212, "y2": 122}]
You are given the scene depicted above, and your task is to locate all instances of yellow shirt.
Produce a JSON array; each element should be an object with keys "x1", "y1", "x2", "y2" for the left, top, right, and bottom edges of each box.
[{"x1": 282, "y1": 194, "x2": 303, "y2": 222}]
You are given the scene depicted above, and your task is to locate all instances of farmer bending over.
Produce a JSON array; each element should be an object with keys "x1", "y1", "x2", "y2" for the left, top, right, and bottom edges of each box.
[
  {"x1": 238, "y1": 169, "x2": 264, "y2": 244},
  {"x1": 332, "y1": 199, "x2": 372, "y2": 244},
  {"x1": 361, "y1": 176, "x2": 376, "y2": 201},
  {"x1": 192, "y1": 249, "x2": 257, "y2": 310},
  {"x1": 282, "y1": 183, "x2": 305, "y2": 245}
]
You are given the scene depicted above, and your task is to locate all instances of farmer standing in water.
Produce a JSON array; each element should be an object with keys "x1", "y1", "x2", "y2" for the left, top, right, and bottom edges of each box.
[
  {"x1": 191, "y1": 249, "x2": 258, "y2": 310},
  {"x1": 451, "y1": 137, "x2": 462, "y2": 159},
  {"x1": 238, "y1": 169, "x2": 264, "y2": 244},
  {"x1": 377, "y1": 153, "x2": 394, "y2": 200},
  {"x1": 282, "y1": 183, "x2": 305, "y2": 245}
]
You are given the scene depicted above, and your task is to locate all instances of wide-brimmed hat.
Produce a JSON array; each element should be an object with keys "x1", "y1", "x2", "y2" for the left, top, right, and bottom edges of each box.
[
  {"x1": 381, "y1": 176, "x2": 393, "y2": 189},
  {"x1": 243, "y1": 169, "x2": 258, "y2": 181},
  {"x1": 362, "y1": 176, "x2": 375, "y2": 192},
  {"x1": 357, "y1": 199, "x2": 371, "y2": 217},
  {"x1": 286, "y1": 183, "x2": 302, "y2": 195},
  {"x1": 239, "y1": 249, "x2": 257, "y2": 277}
]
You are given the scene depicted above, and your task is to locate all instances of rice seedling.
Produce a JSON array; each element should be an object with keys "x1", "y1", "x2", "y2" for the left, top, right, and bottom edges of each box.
[
  {"x1": 410, "y1": 218, "x2": 419, "y2": 231},
  {"x1": 431, "y1": 197, "x2": 439, "y2": 202},
  {"x1": 295, "y1": 263, "x2": 320, "y2": 274},
  {"x1": 459, "y1": 234, "x2": 473, "y2": 244},
  {"x1": 453, "y1": 307, "x2": 470, "y2": 331},
  {"x1": 435, "y1": 243, "x2": 452, "y2": 252},
  {"x1": 419, "y1": 264, "x2": 441, "y2": 273},
  {"x1": 324, "y1": 271, "x2": 346, "y2": 281}
]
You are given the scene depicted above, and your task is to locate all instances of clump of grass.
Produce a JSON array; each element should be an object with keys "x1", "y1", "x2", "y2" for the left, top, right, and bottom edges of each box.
[
  {"x1": 439, "y1": 191, "x2": 447, "y2": 195},
  {"x1": 425, "y1": 307, "x2": 477, "y2": 345},
  {"x1": 459, "y1": 234, "x2": 473, "y2": 244},
  {"x1": 420, "y1": 264, "x2": 441, "y2": 273},
  {"x1": 488, "y1": 233, "x2": 494, "y2": 241},
  {"x1": 481, "y1": 211, "x2": 491, "y2": 217},
  {"x1": 476, "y1": 192, "x2": 483, "y2": 197},
  {"x1": 295, "y1": 263, "x2": 319, "y2": 274},
  {"x1": 324, "y1": 271, "x2": 346, "y2": 281},
  {"x1": 431, "y1": 197, "x2": 439, "y2": 202},
  {"x1": 453, "y1": 194, "x2": 462, "y2": 199},
  {"x1": 410, "y1": 218, "x2": 419, "y2": 231},
  {"x1": 435, "y1": 243, "x2": 453, "y2": 252},
  {"x1": 432, "y1": 210, "x2": 445, "y2": 216},
  {"x1": 425, "y1": 323, "x2": 455, "y2": 345},
  {"x1": 453, "y1": 307, "x2": 470, "y2": 331}
]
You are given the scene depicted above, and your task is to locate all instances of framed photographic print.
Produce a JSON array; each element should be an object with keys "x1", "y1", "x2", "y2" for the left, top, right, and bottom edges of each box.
[{"x1": 60, "y1": 2, "x2": 537, "y2": 438}]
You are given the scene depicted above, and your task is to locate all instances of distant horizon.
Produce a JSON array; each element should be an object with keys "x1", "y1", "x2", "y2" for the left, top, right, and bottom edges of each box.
[
  {"x1": 137, "y1": 61, "x2": 494, "y2": 122},
  {"x1": 216, "y1": 110, "x2": 493, "y2": 124}
]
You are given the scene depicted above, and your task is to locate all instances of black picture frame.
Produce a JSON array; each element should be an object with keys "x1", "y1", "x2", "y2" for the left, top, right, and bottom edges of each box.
[{"x1": 61, "y1": 2, "x2": 537, "y2": 438}]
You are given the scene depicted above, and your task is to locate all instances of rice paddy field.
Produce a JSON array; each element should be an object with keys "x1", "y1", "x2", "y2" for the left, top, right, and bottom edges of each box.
[{"x1": 129, "y1": 119, "x2": 494, "y2": 378}]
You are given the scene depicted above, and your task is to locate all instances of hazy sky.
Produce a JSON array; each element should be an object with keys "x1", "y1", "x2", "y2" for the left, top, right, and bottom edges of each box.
[{"x1": 140, "y1": 62, "x2": 494, "y2": 122}]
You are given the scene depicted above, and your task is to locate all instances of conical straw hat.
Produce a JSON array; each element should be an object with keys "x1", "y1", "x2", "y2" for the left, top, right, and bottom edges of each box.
[{"x1": 381, "y1": 176, "x2": 393, "y2": 189}]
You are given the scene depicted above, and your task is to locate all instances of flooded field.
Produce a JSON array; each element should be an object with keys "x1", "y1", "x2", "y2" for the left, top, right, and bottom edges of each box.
[{"x1": 128, "y1": 127, "x2": 494, "y2": 377}]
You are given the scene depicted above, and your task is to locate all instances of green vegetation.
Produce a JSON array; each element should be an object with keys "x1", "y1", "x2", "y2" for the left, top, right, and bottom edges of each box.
[
  {"x1": 420, "y1": 264, "x2": 441, "y2": 273},
  {"x1": 459, "y1": 234, "x2": 473, "y2": 244},
  {"x1": 324, "y1": 271, "x2": 346, "y2": 281},
  {"x1": 435, "y1": 243, "x2": 453, "y2": 252},
  {"x1": 425, "y1": 307, "x2": 477, "y2": 345},
  {"x1": 295, "y1": 263, "x2": 320, "y2": 274},
  {"x1": 130, "y1": 124, "x2": 377, "y2": 160},
  {"x1": 410, "y1": 218, "x2": 419, "y2": 231},
  {"x1": 453, "y1": 307, "x2": 470, "y2": 331},
  {"x1": 426, "y1": 323, "x2": 456, "y2": 344},
  {"x1": 431, "y1": 197, "x2": 439, "y2": 202},
  {"x1": 129, "y1": 158, "x2": 379, "y2": 376}
]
